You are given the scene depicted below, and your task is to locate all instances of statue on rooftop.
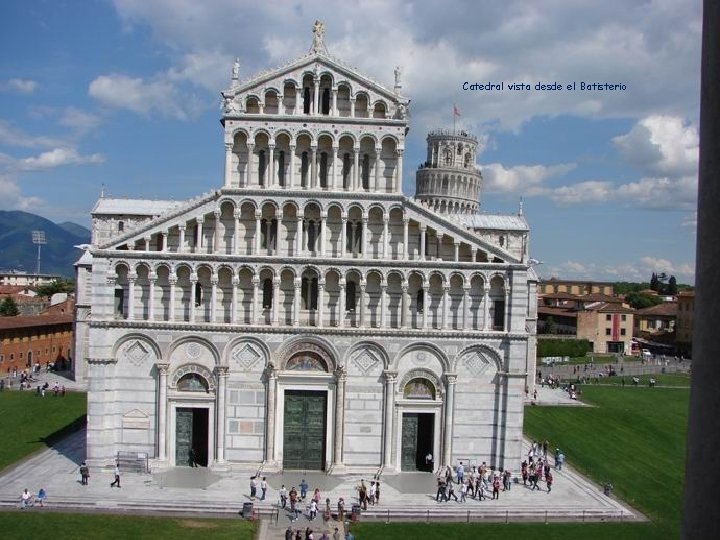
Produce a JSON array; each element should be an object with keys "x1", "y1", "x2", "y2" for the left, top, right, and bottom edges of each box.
[{"x1": 310, "y1": 20, "x2": 327, "y2": 54}]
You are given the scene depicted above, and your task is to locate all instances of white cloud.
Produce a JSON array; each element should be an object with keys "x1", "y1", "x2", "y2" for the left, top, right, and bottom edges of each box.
[
  {"x1": 533, "y1": 180, "x2": 614, "y2": 205},
  {"x1": 682, "y1": 212, "x2": 697, "y2": 228},
  {"x1": 58, "y1": 107, "x2": 102, "y2": 132},
  {"x1": 482, "y1": 163, "x2": 575, "y2": 193},
  {"x1": 0, "y1": 120, "x2": 66, "y2": 149},
  {"x1": 613, "y1": 115, "x2": 698, "y2": 177},
  {"x1": 16, "y1": 148, "x2": 104, "y2": 171},
  {"x1": 0, "y1": 175, "x2": 42, "y2": 210},
  {"x1": 639, "y1": 256, "x2": 694, "y2": 278},
  {"x1": 546, "y1": 256, "x2": 694, "y2": 282},
  {"x1": 1, "y1": 78, "x2": 37, "y2": 94},
  {"x1": 88, "y1": 73, "x2": 204, "y2": 119}
]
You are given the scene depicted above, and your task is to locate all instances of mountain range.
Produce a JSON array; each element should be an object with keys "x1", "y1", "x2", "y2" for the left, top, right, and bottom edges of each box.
[{"x1": 0, "y1": 211, "x2": 91, "y2": 278}]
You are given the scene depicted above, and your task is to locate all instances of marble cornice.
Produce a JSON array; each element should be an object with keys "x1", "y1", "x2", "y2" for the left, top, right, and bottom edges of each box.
[{"x1": 88, "y1": 319, "x2": 532, "y2": 341}]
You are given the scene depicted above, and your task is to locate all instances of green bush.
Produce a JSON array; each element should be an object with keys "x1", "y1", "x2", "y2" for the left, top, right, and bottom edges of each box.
[{"x1": 537, "y1": 338, "x2": 593, "y2": 358}]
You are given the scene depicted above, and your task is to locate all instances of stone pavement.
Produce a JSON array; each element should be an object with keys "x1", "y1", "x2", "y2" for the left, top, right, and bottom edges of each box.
[
  {"x1": 2, "y1": 368, "x2": 86, "y2": 392},
  {"x1": 527, "y1": 385, "x2": 587, "y2": 406},
  {"x1": 0, "y1": 427, "x2": 641, "y2": 539}
]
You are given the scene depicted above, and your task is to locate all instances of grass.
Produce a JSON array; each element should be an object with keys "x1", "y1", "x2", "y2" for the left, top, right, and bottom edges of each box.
[
  {"x1": 0, "y1": 390, "x2": 87, "y2": 471},
  {"x1": 0, "y1": 513, "x2": 256, "y2": 540},
  {"x1": 354, "y1": 384, "x2": 687, "y2": 540}
]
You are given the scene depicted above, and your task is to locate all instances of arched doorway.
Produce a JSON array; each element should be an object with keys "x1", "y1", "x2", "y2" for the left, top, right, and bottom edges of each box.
[{"x1": 397, "y1": 370, "x2": 442, "y2": 472}]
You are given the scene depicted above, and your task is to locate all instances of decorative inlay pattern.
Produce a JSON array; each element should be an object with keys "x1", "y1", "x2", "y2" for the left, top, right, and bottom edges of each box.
[
  {"x1": 352, "y1": 349, "x2": 381, "y2": 375},
  {"x1": 185, "y1": 342, "x2": 202, "y2": 359},
  {"x1": 463, "y1": 351, "x2": 490, "y2": 377},
  {"x1": 125, "y1": 341, "x2": 150, "y2": 366},
  {"x1": 233, "y1": 343, "x2": 262, "y2": 371}
]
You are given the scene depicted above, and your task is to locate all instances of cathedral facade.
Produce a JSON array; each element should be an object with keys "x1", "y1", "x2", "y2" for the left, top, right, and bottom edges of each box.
[{"x1": 74, "y1": 23, "x2": 538, "y2": 474}]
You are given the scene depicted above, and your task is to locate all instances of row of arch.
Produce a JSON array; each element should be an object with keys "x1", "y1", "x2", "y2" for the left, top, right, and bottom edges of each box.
[
  {"x1": 116, "y1": 198, "x2": 499, "y2": 264},
  {"x1": 225, "y1": 130, "x2": 402, "y2": 193},
  {"x1": 111, "y1": 262, "x2": 511, "y2": 331},
  {"x1": 231, "y1": 72, "x2": 400, "y2": 119}
]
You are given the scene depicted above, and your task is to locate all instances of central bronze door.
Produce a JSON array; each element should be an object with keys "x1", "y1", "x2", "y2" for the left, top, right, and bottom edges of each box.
[{"x1": 283, "y1": 390, "x2": 327, "y2": 470}]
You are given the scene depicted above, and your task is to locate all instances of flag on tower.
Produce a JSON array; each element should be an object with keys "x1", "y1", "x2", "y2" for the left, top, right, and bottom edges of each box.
[{"x1": 453, "y1": 104, "x2": 461, "y2": 117}]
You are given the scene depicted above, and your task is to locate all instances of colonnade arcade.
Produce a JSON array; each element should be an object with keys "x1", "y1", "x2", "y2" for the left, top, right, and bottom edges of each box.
[
  {"x1": 111, "y1": 263, "x2": 511, "y2": 332},
  {"x1": 225, "y1": 130, "x2": 403, "y2": 193},
  {"x1": 122, "y1": 199, "x2": 495, "y2": 264}
]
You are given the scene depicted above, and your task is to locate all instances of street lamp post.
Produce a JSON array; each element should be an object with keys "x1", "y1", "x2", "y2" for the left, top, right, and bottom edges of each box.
[{"x1": 31, "y1": 230, "x2": 47, "y2": 279}]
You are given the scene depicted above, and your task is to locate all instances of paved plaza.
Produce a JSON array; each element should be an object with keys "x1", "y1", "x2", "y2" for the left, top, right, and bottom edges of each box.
[{"x1": 0, "y1": 425, "x2": 641, "y2": 538}]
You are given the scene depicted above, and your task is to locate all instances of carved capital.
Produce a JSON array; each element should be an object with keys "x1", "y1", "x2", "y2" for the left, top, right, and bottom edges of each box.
[
  {"x1": 157, "y1": 363, "x2": 170, "y2": 376},
  {"x1": 444, "y1": 373, "x2": 458, "y2": 385}
]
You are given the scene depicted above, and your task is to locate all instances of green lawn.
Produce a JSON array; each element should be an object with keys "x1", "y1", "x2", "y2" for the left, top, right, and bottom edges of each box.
[
  {"x1": 0, "y1": 391, "x2": 87, "y2": 471},
  {"x1": 354, "y1": 384, "x2": 687, "y2": 540},
  {"x1": 0, "y1": 513, "x2": 255, "y2": 540}
]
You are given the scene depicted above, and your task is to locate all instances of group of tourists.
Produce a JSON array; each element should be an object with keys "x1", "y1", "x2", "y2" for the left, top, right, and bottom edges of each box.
[
  {"x1": 284, "y1": 525, "x2": 350, "y2": 540},
  {"x1": 18, "y1": 487, "x2": 46, "y2": 509},
  {"x1": 435, "y1": 461, "x2": 512, "y2": 502}
]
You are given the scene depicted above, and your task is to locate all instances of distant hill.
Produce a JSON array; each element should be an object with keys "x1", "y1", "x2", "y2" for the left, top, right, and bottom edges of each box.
[{"x1": 0, "y1": 211, "x2": 91, "y2": 278}]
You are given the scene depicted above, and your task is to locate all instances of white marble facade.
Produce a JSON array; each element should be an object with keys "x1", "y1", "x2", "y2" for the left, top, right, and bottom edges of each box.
[{"x1": 74, "y1": 22, "x2": 538, "y2": 474}]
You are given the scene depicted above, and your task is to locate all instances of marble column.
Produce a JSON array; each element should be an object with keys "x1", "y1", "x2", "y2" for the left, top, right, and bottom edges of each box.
[
  {"x1": 400, "y1": 284, "x2": 408, "y2": 328},
  {"x1": 403, "y1": 217, "x2": 409, "y2": 260},
  {"x1": 353, "y1": 149, "x2": 360, "y2": 191},
  {"x1": 349, "y1": 97, "x2": 355, "y2": 117},
  {"x1": 471, "y1": 247, "x2": 477, "y2": 262},
  {"x1": 162, "y1": 232, "x2": 168, "y2": 252},
  {"x1": 318, "y1": 279, "x2": 325, "y2": 328},
  {"x1": 294, "y1": 86, "x2": 301, "y2": 115},
  {"x1": 333, "y1": 367, "x2": 347, "y2": 469},
  {"x1": 361, "y1": 217, "x2": 368, "y2": 256},
  {"x1": 380, "y1": 284, "x2": 387, "y2": 328},
  {"x1": 268, "y1": 144, "x2": 275, "y2": 188},
  {"x1": 454, "y1": 242, "x2": 460, "y2": 262},
  {"x1": 443, "y1": 286, "x2": 450, "y2": 329},
  {"x1": 298, "y1": 216, "x2": 305, "y2": 256},
  {"x1": 359, "y1": 282, "x2": 366, "y2": 328},
  {"x1": 255, "y1": 212, "x2": 262, "y2": 255},
  {"x1": 196, "y1": 216, "x2": 204, "y2": 254},
  {"x1": 276, "y1": 213, "x2": 283, "y2": 256},
  {"x1": 289, "y1": 145, "x2": 296, "y2": 189},
  {"x1": 340, "y1": 216, "x2": 347, "y2": 258},
  {"x1": 338, "y1": 280, "x2": 346, "y2": 328},
  {"x1": 247, "y1": 143, "x2": 255, "y2": 187},
  {"x1": 178, "y1": 224, "x2": 186, "y2": 254},
  {"x1": 224, "y1": 142, "x2": 233, "y2": 188},
  {"x1": 127, "y1": 274, "x2": 136, "y2": 320},
  {"x1": 213, "y1": 210, "x2": 221, "y2": 253},
  {"x1": 396, "y1": 149, "x2": 404, "y2": 193},
  {"x1": 333, "y1": 148, "x2": 340, "y2": 190},
  {"x1": 210, "y1": 276, "x2": 218, "y2": 323},
  {"x1": 310, "y1": 146, "x2": 317, "y2": 189},
  {"x1": 383, "y1": 217, "x2": 389, "y2": 259},
  {"x1": 382, "y1": 370, "x2": 397, "y2": 468},
  {"x1": 293, "y1": 279, "x2": 301, "y2": 327},
  {"x1": 313, "y1": 78, "x2": 320, "y2": 115},
  {"x1": 190, "y1": 276, "x2": 198, "y2": 323},
  {"x1": 320, "y1": 213, "x2": 327, "y2": 256},
  {"x1": 157, "y1": 363, "x2": 169, "y2": 461},
  {"x1": 420, "y1": 226, "x2": 426, "y2": 260},
  {"x1": 331, "y1": 87, "x2": 338, "y2": 116},
  {"x1": 168, "y1": 277, "x2": 177, "y2": 322},
  {"x1": 231, "y1": 276, "x2": 239, "y2": 324},
  {"x1": 374, "y1": 147, "x2": 381, "y2": 191},
  {"x1": 442, "y1": 374, "x2": 457, "y2": 467},
  {"x1": 216, "y1": 366, "x2": 228, "y2": 462},
  {"x1": 272, "y1": 281, "x2": 280, "y2": 325},
  {"x1": 483, "y1": 286, "x2": 490, "y2": 331},
  {"x1": 144, "y1": 236, "x2": 150, "y2": 251},
  {"x1": 462, "y1": 287, "x2": 470, "y2": 330},
  {"x1": 252, "y1": 277, "x2": 260, "y2": 325},
  {"x1": 421, "y1": 286, "x2": 428, "y2": 329},
  {"x1": 265, "y1": 368, "x2": 278, "y2": 463},
  {"x1": 504, "y1": 288, "x2": 511, "y2": 332},
  {"x1": 233, "y1": 210, "x2": 241, "y2": 255},
  {"x1": 148, "y1": 273, "x2": 156, "y2": 321}
]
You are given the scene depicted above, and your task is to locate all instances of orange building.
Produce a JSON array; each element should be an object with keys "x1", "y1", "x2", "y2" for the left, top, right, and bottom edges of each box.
[{"x1": 0, "y1": 300, "x2": 74, "y2": 376}]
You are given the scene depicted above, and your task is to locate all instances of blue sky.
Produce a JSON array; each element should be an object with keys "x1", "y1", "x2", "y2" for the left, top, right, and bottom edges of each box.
[{"x1": 0, "y1": 0, "x2": 701, "y2": 283}]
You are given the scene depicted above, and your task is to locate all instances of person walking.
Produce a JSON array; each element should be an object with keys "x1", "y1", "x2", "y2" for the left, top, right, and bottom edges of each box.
[
  {"x1": 456, "y1": 461, "x2": 465, "y2": 484},
  {"x1": 80, "y1": 462, "x2": 90, "y2": 485},
  {"x1": 337, "y1": 497, "x2": 345, "y2": 522},
  {"x1": 250, "y1": 476, "x2": 257, "y2": 499},
  {"x1": 280, "y1": 485, "x2": 288, "y2": 509},
  {"x1": 289, "y1": 487, "x2": 299, "y2": 521},
  {"x1": 375, "y1": 481, "x2": 380, "y2": 505},
  {"x1": 503, "y1": 469, "x2": 512, "y2": 491},
  {"x1": 492, "y1": 475, "x2": 501, "y2": 500},
  {"x1": 435, "y1": 476, "x2": 446, "y2": 502},
  {"x1": 557, "y1": 450, "x2": 565, "y2": 471},
  {"x1": 300, "y1": 478, "x2": 309, "y2": 501},
  {"x1": 447, "y1": 481, "x2": 458, "y2": 502},
  {"x1": 110, "y1": 461, "x2": 121, "y2": 488},
  {"x1": 260, "y1": 476, "x2": 268, "y2": 501},
  {"x1": 286, "y1": 525, "x2": 294, "y2": 540},
  {"x1": 460, "y1": 481, "x2": 467, "y2": 502},
  {"x1": 368, "y1": 481, "x2": 376, "y2": 506},
  {"x1": 546, "y1": 470, "x2": 554, "y2": 493},
  {"x1": 309, "y1": 499, "x2": 318, "y2": 520}
]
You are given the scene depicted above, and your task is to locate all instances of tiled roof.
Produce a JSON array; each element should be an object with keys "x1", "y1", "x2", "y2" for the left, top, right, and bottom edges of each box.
[
  {"x1": 459, "y1": 213, "x2": 529, "y2": 231},
  {"x1": 0, "y1": 312, "x2": 73, "y2": 330},
  {"x1": 635, "y1": 302, "x2": 678, "y2": 317},
  {"x1": 538, "y1": 306, "x2": 578, "y2": 318}
]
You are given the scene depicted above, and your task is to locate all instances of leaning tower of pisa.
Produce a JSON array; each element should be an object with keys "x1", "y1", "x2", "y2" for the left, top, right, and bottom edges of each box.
[{"x1": 415, "y1": 129, "x2": 482, "y2": 215}]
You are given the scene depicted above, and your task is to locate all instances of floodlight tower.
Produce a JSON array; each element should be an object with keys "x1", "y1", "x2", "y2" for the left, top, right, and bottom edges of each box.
[{"x1": 31, "y1": 230, "x2": 46, "y2": 277}]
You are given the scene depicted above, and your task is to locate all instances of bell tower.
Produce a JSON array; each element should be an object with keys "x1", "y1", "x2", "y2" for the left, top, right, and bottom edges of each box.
[{"x1": 415, "y1": 129, "x2": 482, "y2": 214}]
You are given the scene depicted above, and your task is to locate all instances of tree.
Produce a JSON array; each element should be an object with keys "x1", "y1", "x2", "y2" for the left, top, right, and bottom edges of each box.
[
  {"x1": 35, "y1": 278, "x2": 75, "y2": 298},
  {"x1": 668, "y1": 275, "x2": 678, "y2": 295},
  {"x1": 650, "y1": 272, "x2": 659, "y2": 292},
  {"x1": 625, "y1": 291, "x2": 664, "y2": 309},
  {"x1": 0, "y1": 296, "x2": 20, "y2": 316}
]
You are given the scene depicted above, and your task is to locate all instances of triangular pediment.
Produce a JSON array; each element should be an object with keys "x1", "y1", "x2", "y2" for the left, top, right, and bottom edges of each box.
[{"x1": 226, "y1": 52, "x2": 404, "y2": 105}]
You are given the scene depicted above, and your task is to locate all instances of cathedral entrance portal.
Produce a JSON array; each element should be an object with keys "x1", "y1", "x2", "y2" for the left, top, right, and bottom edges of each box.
[
  {"x1": 175, "y1": 408, "x2": 209, "y2": 467},
  {"x1": 283, "y1": 390, "x2": 327, "y2": 470},
  {"x1": 401, "y1": 413, "x2": 434, "y2": 472}
]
